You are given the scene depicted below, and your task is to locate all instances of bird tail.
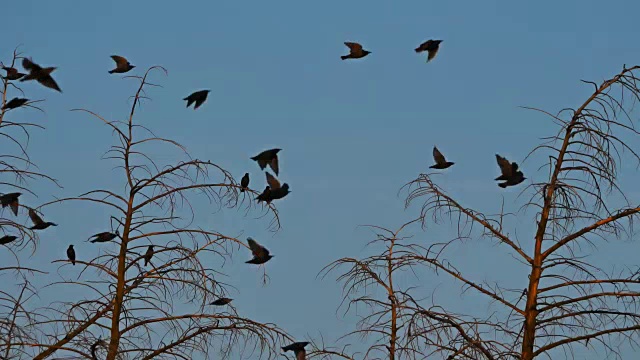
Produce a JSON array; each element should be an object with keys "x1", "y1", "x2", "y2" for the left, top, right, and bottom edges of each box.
[
  {"x1": 340, "y1": 55, "x2": 349, "y2": 60},
  {"x1": 72, "y1": 260, "x2": 76, "y2": 266},
  {"x1": 498, "y1": 183, "x2": 507, "y2": 188},
  {"x1": 240, "y1": 188, "x2": 245, "y2": 192}
]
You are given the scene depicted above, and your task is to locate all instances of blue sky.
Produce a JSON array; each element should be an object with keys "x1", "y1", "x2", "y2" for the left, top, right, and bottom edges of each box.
[{"x1": 2, "y1": 0, "x2": 640, "y2": 359}]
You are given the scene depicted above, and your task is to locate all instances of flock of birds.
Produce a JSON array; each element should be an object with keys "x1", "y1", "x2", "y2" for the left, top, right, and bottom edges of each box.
[{"x1": 0, "y1": 38, "x2": 526, "y2": 360}]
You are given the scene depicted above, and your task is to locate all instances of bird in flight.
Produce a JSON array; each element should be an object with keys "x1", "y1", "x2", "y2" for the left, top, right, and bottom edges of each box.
[
  {"x1": 108, "y1": 55, "x2": 136, "y2": 74},
  {"x1": 245, "y1": 237, "x2": 274, "y2": 265},
  {"x1": 21, "y1": 57, "x2": 62, "y2": 92},
  {"x1": 29, "y1": 208, "x2": 57, "y2": 230},
  {"x1": 495, "y1": 154, "x2": 526, "y2": 188},
  {"x1": 429, "y1": 146, "x2": 455, "y2": 169},
  {"x1": 251, "y1": 148, "x2": 281, "y2": 175},
  {"x1": 341, "y1": 42, "x2": 371, "y2": 60},
  {"x1": 183, "y1": 90, "x2": 211, "y2": 110},
  {"x1": 415, "y1": 39, "x2": 443, "y2": 62},
  {"x1": 282, "y1": 341, "x2": 310, "y2": 360}
]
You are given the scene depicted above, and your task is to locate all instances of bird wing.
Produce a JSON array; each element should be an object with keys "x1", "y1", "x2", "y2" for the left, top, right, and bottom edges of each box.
[
  {"x1": 247, "y1": 238, "x2": 265, "y2": 257},
  {"x1": 344, "y1": 42, "x2": 363, "y2": 51},
  {"x1": 495, "y1": 154, "x2": 513, "y2": 177},
  {"x1": 427, "y1": 48, "x2": 440, "y2": 62},
  {"x1": 265, "y1": 172, "x2": 281, "y2": 190},
  {"x1": 38, "y1": 75, "x2": 62, "y2": 92},
  {"x1": 296, "y1": 350, "x2": 306, "y2": 360},
  {"x1": 9, "y1": 198, "x2": 19, "y2": 216},
  {"x1": 5, "y1": 67, "x2": 17, "y2": 76},
  {"x1": 110, "y1": 55, "x2": 128, "y2": 67},
  {"x1": 433, "y1": 146, "x2": 446, "y2": 164},
  {"x1": 28, "y1": 208, "x2": 44, "y2": 225},
  {"x1": 22, "y1": 58, "x2": 42, "y2": 72},
  {"x1": 269, "y1": 156, "x2": 279, "y2": 176}
]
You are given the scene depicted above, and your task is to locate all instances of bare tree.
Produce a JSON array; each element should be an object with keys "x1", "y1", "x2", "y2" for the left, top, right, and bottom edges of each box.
[{"x1": 316, "y1": 64, "x2": 640, "y2": 359}]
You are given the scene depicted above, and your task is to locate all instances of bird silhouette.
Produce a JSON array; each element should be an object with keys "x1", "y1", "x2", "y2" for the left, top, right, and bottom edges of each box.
[
  {"x1": 495, "y1": 154, "x2": 526, "y2": 188},
  {"x1": 341, "y1": 42, "x2": 371, "y2": 60},
  {"x1": 265, "y1": 172, "x2": 290, "y2": 201},
  {"x1": 209, "y1": 297, "x2": 233, "y2": 306},
  {"x1": 144, "y1": 245, "x2": 154, "y2": 266},
  {"x1": 415, "y1": 39, "x2": 443, "y2": 62},
  {"x1": 240, "y1": 173, "x2": 250, "y2": 192},
  {"x1": 67, "y1": 245, "x2": 76, "y2": 266},
  {"x1": 282, "y1": 342, "x2": 310, "y2": 360},
  {"x1": 2, "y1": 97, "x2": 29, "y2": 110},
  {"x1": 108, "y1": 55, "x2": 135, "y2": 74},
  {"x1": 28, "y1": 208, "x2": 57, "y2": 230},
  {"x1": 0, "y1": 235, "x2": 18, "y2": 245},
  {"x1": 183, "y1": 90, "x2": 210, "y2": 110},
  {"x1": 0, "y1": 192, "x2": 21, "y2": 216},
  {"x1": 429, "y1": 146, "x2": 455, "y2": 169},
  {"x1": 2, "y1": 66, "x2": 25, "y2": 81},
  {"x1": 20, "y1": 57, "x2": 62, "y2": 92},
  {"x1": 246, "y1": 237, "x2": 273, "y2": 264},
  {"x1": 251, "y1": 148, "x2": 281, "y2": 175},
  {"x1": 89, "y1": 230, "x2": 120, "y2": 243},
  {"x1": 256, "y1": 186, "x2": 272, "y2": 204}
]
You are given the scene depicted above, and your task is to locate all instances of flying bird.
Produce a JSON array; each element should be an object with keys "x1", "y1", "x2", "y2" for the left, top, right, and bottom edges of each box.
[
  {"x1": 2, "y1": 97, "x2": 29, "y2": 110},
  {"x1": 89, "y1": 230, "x2": 120, "y2": 243},
  {"x1": 282, "y1": 341, "x2": 310, "y2": 360},
  {"x1": 251, "y1": 148, "x2": 281, "y2": 175},
  {"x1": 144, "y1": 245, "x2": 154, "y2": 266},
  {"x1": 240, "y1": 173, "x2": 250, "y2": 192},
  {"x1": 28, "y1": 208, "x2": 57, "y2": 230},
  {"x1": 67, "y1": 245, "x2": 76, "y2": 265},
  {"x1": 265, "y1": 172, "x2": 290, "y2": 201},
  {"x1": 0, "y1": 192, "x2": 21, "y2": 216},
  {"x1": 495, "y1": 154, "x2": 526, "y2": 188},
  {"x1": 21, "y1": 57, "x2": 62, "y2": 92},
  {"x1": 209, "y1": 297, "x2": 233, "y2": 306},
  {"x1": 429, "y1": 146, "x2": 455, "y2": 169},
  {"x1": 183, "y1": 90, "x2": 210, "y2": 110},
  {"x1": 0, "y1": 235, "x2": 18, "y2": 245},
  {"x1": 108, "y1": 55, "x2": 135, "y2": 74},
  {"x1": 256, "y1": 186, "x2": 272, "y2": 204},
  {"x1": 2, "y1": 66, "x2": 25, "y2": 81},
  {"x1": 246, "y1": 237, "x2": 273, "y2": 264},
  {"x1": 341, "y1": 42, "x2": 371, "y2": 60},
  {"x1": 415, "y1": 39, "x2": 443, "y2": 62}
]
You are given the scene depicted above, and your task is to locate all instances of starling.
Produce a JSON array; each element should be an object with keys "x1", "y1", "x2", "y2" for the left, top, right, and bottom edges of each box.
[
  {"x1": 429, "y1": 146, "x2": 455, "y2": 169},
  {"x1": 2, "y1": 97, "x2": 29, "y2": 110},
  {"x1": 67, "y1": 245, "x2": 76, "y2": 266},
  {"x1": 2, "y1": 66, "x2": 25, "y2": 81},
  {"x1": 341, "y1": 42, "x2": 371, "y2": 60},
  {"x1": 256, "y1": 186, "x2": 272, "y2": 204},
  {"x1": 89, "y1": 230, "x2": 120, "y2": 243},
  {"x1": 108, "y1": 55, "x2": 136, "y2": 74},
  {"x1": 282, "y1": 341, "x2": 310, "y2": 360},
  {"x1": 415, "y1": 39, "x2": 443, "y2": 62},
  {"x1": 209, "y1": 297, "x2": 233, "y2": 306},
  {"x1": 0, "y1": 235, "x2": 18, "y2": 245},
  {"x1": 245, "y1": 237, "x2": 274, "y2": 264},
  {"x1": 265, "y1": 172, "x2": 290, "y2": 201},
  {"x1": 20, "y1": 57, "x2": 62, "y2": 92},
  {"x1": 28, "y1": 208, "x2": 57, "y2": 230},
  {"x1": 0, "y1": 192, "x2": 21, "y2": 216},
  {"x1": 495, "y1": 154, "x2": 526, "y2": 188},
  {"x1": 251, "y1": 148, "x2": 281, "y2": 175},
  {"x1": 240, "y1": 173, "x2": 250, "y2": 192},
  {"x1": 144, "y1": 245, "x2": 154, "y2": 266},
  {"x1": 183, "y1": 90, "x2": 210, "y2": 110},
  {"x1": 499, "y1": 171, "x2": 525, "y2": 188}
]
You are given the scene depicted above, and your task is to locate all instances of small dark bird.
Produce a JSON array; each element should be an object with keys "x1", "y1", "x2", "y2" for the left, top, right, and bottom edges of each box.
[
  {"x1": 89, "y1": 230, "x2": 120, "y2": 243},
  {"x1": 251, "y1": 148, "x2": 281, "y2": 175},
  {"x1": 265, "y1": 172, "x2": 290, "y2": 201},
  {"x1": 108, "y1": 55, "x2": 135, "y2": 74},
  {"x1": 429, "y1": 146, "x2": 455, "y2": 169},
  {"x1": 28, "y1": 208, "x2": 57, "y2": 230},
  {"x1": 21, "y1": 57, "x2": 62, "y2": 92},
  {"x1": 209, "y1": 297, "x2": 233, "y2": 306},
  {"x1": 415, "y1": 39, "x2": 443, "y2": 62},
  {"x1": 2, "y1": 97, "x2": 29, "y2": 110},
  {"x1": 67, "y1": 245, "x2": 76, "y2": 265},
  {"x1": 2, "y1": 66, "x2": 25, "y2": 81},
  {"x1": 256, "y1": 186, "x2": 272, "y2": 204},
  {"x1": 144, "y1": 245, "x2": 154, "y2": 266},
  {"x1": 0, "y1": 235, "x2": 18, "y2": 245},
  {"x1": 183, "y1": 90, "x2": 210, "y2": 110},
  {"x1": 282, "y1": 341, "x2": 310, "y2": 360},
  {"x1": 0, "y1": 192, "x2": 21, "y2": 216},
  {"x1": 245, "y1": 237, "x2": 274, "y2": 264},
  {"x1": 495, "y1": 154, "x2": 526, "y2": 188},
  {"x1": 240, "y1": 173, "x2": 250, "y2": 192},
  {"x1": 341, "y1": 42, "x2": 371, "y2": 60}
]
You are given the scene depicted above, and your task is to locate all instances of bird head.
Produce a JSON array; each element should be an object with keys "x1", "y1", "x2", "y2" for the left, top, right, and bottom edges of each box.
[
  {"x1": 129, "y1": 64, "x2": 136, "y2": 69},
  {"x1": 435, "y1": 40, "x2": 443, "y2": 44},
  {"x1": 69, "y1": 244, "x2": 74, "y2": 248},
  {"x1": 48, "y1": 222, "x2": 58, "y2": 226},
  {"x1": 364, "y1": 50, "x2": 372, "y2": 55}
]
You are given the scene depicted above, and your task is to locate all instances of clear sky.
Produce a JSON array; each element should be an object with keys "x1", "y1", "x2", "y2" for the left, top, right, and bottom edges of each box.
[{"x1": 2, "y1": 0, "x2": 640, "y2": 359}]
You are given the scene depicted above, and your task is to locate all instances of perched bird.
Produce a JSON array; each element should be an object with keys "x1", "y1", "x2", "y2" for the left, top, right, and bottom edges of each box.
[
  {"x1": 108, "y1": 55, "x2": 135, "y2": 74},
  {"x1": 183, "y1": 90, "x2": 210, "y2": 110},
  {"x1": 495, "y1": 154, "x2": 526, "y2": 188},
  {"x1": 209, "y1": 297, "x2": 233, "y2": 306},
  {"x1": 415, "y1": 39, "x2": 443, "y2": 62},
  {"x1": 21, "y1": 57, "x2": 62, "y2": 92},
  {"x1": 245, "y1": 237, "x2": 274, "y2": 264},
  {"x1": 28, "y1": 208, "x2": 57, "y2": 230},
  {"x1": 2, "y1": 66, "x2": 25, "y2": 81},
  {"x1": 265, "y1": 172, "x2": 290, "y2": 201},
  {"x1": 240, "y1": 173, "x2": 250, "y2": 192},
  {"x1": 144, "y1": 245, "x2": 154, "y2": 266},
  {"x1": 2, "y1": 97, "x2": 29, "y2": 110},
  {"x1": 67, "y1": 245, "x2": 76, "y2": 265},
  {"x1": 341, "y1": 42, "x2": 371, "y2": 60},
  {"x1": 282, "y1": 341, "x2": 310, "y2": 360},
  {"x1": 0, "y1": 235, "x2": 18, "y2": 245},
  {"x1": 0, "y1": 192, "x2": 21, "y2": 216},
  {"x1": 251, "y1": 148, "x2": 281, "y2": 175},
  {"x1": 89, "y1": 230, "x2": 120, "y2": 243},
  {"x1": 429, "y1": 146, "x2": 455, "y2": 169},
  {"x1": 256, "y1": 186, "x2": 272, "y2": 204}
]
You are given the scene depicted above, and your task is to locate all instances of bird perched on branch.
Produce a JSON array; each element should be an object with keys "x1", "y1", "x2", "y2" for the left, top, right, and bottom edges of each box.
[
  {"x1": 251, "y1": 148, "x2": 281, "y2": 175},
  {"x1": 495, "y1": 154, "x2": 526, "y2": 188},
  {"x1": 415, "y1": 39, "x2": 443, "y2": 62},
  {"x1": 144, "y1": 245, "x2": 154, "y2": 266},
  {"x1": 183, "y1": 90, "x2": 210, "y2": 110},
  {"x1": 341, "y1": 42, "x2": 371, "y2": 60},
  {"x1": 2, "y1": 97, "x2": 29, "y2": 110},
  {"x1": 67, "y1": 245, "x2": 76, "y2": 266},
  {"x1": 0, "y1": 192, "x2": 21, "y2": 216},
  {"x1": 240, "y1": 173, "x2": 250, "y2": 192},
  {"x1": 245, "y1": 237, "x2": 273, "y2": 264},
  {"x1": 29, "y1": 208, "x2": 57, "y2": 230},
  {"x1": 21, "y1": 57, "x2": 62, "y2": 92},
  {"x1": 209, "y1": 297, "x2": 233, "y2": 306},
  {"x1": 89, "y1": 230, "x2": 119, "y2": 243},
  {"x1": 282, "y1": 341, "x2": 310, "y2": 360},
  {"x1": 108, "y1": 55, "x2": 135, "y2": 74},
  {"x1": 1, "y1": 65, "x2": 25, "y2": 81},
  {"x1": 429, "y1": 146, "x2": 455, "y2": 169}
]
